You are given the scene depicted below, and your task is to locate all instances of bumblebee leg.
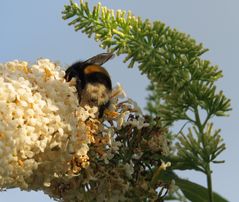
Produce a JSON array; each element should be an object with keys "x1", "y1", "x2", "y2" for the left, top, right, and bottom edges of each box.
[
  {"x1": 65, "y1": 67, "x2": 73, "y2": 81},
  {"x1": 98, "y1": 101, "x2": 110, "y2": 118},
  {"x1": 76, "y1": 79, "x2": 82, "y2": 103}
]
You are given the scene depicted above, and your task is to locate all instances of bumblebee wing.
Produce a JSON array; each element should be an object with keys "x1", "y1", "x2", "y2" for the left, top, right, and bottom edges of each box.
[{"x1": 84, "y1": 53, "x2": 115, "y2": 65}]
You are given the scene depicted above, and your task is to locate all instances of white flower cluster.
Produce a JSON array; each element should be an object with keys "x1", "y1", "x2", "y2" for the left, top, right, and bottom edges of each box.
[
  {"x1": 0, "y1": 59, "x2": 94, "y2": 189},
  {"x1": 0, "y1": 59, "x2": 167, "y2": 201}
]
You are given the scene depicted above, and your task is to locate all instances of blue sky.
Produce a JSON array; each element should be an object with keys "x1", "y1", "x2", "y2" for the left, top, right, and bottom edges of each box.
[{"x1": 1, "y1": 0, "x2": 238, "y2": 201}]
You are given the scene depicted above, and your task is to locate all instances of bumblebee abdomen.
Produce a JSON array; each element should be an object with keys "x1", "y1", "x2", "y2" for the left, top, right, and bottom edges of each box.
[
  {"x1": 84, "y1": 65, "x2": 112, "y2": 90},
  {"x1": 81, "y1": 83, "x2": 111, "y2": 106},
  {"x1": 84, "y1": 65, "x2": 110, "y2": 77}
]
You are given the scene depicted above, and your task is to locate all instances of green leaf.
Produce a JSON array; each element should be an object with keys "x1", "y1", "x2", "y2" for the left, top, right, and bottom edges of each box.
[
  {"x1": 176, "y1": 178, "x2": 228, "y2": 202},
  {"x1": 160, "y1": 171, "x2": 228, "y2": 202}
]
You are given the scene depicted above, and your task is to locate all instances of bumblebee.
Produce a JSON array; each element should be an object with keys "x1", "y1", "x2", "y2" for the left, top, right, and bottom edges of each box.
[{"x1": 65, "y1": 53, "x2": 114, "y2": 118}]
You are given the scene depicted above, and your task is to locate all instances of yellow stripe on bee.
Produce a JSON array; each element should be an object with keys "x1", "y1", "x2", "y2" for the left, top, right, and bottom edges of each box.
[{"x1": 84, "y1": 65, "x2": 110, "y2": 77}]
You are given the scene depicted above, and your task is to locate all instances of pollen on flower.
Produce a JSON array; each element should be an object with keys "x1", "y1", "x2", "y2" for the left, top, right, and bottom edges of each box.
[
  {"x1": 104, "y1": 108, "x2": 119, "y2": 119},
  {"x1": 44, "y1": 67, "x2": 54, "y2": 80},
  {"x1": 18, "y1": 159, "x2": 24, "y2": 167}
]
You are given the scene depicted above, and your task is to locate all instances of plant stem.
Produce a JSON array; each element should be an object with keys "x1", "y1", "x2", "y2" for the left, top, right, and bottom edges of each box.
[
  {"x1": 206, "y1": 163, "x2": 214, "y2": 202},
  {"x1": 194, "y1": 106, "x2": 214, "y2": 202}
]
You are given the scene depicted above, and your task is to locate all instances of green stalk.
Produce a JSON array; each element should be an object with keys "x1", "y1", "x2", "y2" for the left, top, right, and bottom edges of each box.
[
  {"x1": 194, "y1": 106, "x2": 214, "y2": 202},
  {"x1": 206, "y1": 164, "x2": 214, "y2": 202}
]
